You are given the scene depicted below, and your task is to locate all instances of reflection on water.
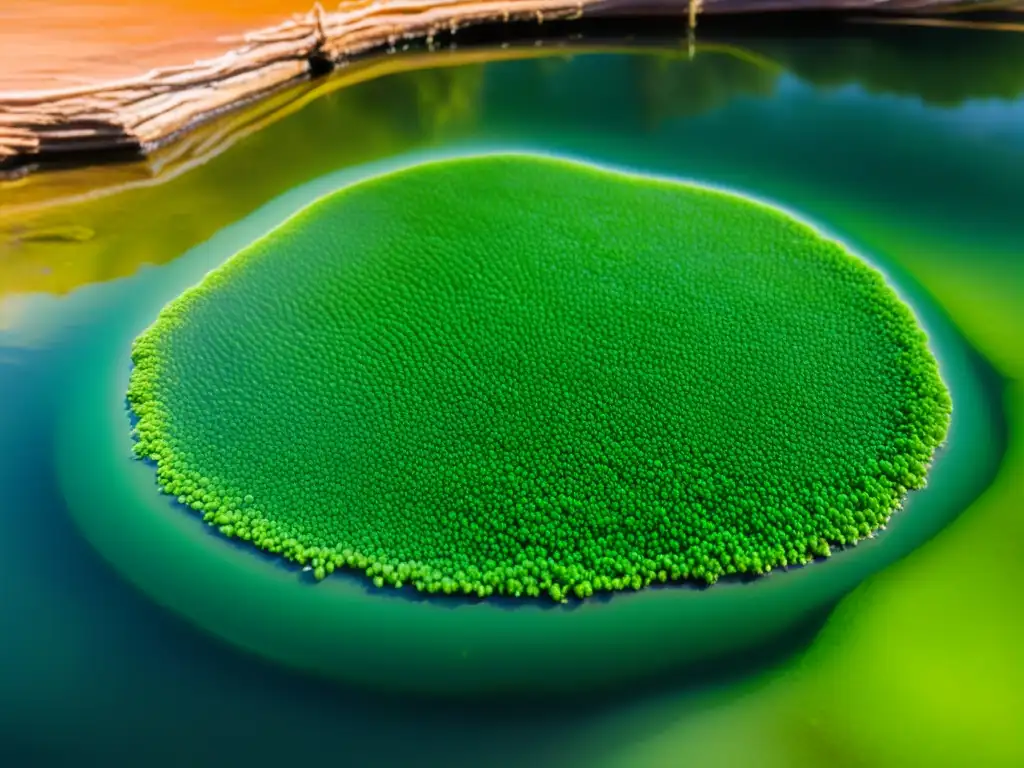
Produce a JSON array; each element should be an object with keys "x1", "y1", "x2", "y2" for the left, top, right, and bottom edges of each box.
[
  {"x1": 3, "y1": 24, "x2": 1024, "y2": 299},
  {"x1": 0, "y1": 22, "x2": 1022, "y2": 767},
  {"x1": 746, "y1": 23, "x2": 1024, "y2": 104}
]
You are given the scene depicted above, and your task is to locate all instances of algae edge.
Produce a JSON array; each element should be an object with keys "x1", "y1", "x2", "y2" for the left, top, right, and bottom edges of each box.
[{"x1": 124, "y1": 153, "x2": 952, "y2": 603}]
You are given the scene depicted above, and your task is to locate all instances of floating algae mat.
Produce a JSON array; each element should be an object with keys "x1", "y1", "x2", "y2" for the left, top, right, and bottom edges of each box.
[
  {"x1": 56, "y1": 149, "x2": 990, "y2": 695},
  {"x1": 126, "y1": 153, "x2": 951, "y2": 602}
]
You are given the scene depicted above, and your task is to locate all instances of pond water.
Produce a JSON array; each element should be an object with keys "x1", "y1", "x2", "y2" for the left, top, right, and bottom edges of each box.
[{"x1": 1, "y1": 22, "x2": 1022, "y2": 767}]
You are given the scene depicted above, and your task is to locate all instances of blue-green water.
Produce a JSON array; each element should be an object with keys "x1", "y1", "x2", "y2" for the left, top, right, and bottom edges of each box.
[
  {"x1": 1, "y1": 26, "x2": 1021, "y2": 766},
  {"x1": 56, "y1": 149, "x2": 993, "y2": 696}
]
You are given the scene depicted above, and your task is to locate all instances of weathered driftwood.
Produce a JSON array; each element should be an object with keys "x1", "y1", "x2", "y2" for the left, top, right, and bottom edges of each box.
[{"x1": 0, "y1": 0, "x2": 1007, "y2": 174}]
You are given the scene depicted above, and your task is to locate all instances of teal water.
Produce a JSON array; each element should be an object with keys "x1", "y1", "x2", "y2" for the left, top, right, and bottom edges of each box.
[{"x1": 1, "y1": 26, "x2": 1020, "y2": 765}]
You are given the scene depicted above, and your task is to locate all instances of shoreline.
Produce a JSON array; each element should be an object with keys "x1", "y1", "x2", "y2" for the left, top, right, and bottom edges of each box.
[{"x1": 0, "y1": 0, "x2": 1007, "y2": 177}]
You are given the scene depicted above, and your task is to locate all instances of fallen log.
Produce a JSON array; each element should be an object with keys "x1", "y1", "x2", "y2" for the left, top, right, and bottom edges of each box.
[{"x1": 0, "y1": 0, "x2": 1012, "y2": 175}]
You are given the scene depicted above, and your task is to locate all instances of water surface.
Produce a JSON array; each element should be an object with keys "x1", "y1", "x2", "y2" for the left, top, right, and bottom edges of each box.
[{"x1": 1, "y1": 25, "x2": 1021, "y2": 766}]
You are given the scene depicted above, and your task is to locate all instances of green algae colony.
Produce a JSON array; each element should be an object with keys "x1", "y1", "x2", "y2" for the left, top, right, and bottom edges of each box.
[{"x1": 126, "y1": 153, "x2": 951, "y2": 601}]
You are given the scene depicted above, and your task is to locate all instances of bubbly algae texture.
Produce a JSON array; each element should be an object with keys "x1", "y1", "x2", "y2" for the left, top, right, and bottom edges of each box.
[{"x1": 127, "y1": 153, "x2": 951, "y2": 601}]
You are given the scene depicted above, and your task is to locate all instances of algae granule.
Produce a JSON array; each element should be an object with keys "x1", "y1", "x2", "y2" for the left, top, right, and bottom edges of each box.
[{"x1": 127, "y1": 154, "x2": 951, "y2": 600}]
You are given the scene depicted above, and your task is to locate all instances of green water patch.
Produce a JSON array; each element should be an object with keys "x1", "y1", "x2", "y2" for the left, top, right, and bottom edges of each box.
[
  {"x1": 57, "y1": 151, "x2": 994, "y2": 696},
  {"x1": 127, "y1": 154, "x2": 949, "y2": 600}
]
